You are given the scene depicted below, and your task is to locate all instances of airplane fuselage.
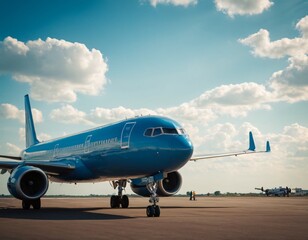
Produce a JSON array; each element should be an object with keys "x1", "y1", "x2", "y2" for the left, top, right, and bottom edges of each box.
[{"x1": 22, "y1": 116, "x2": 194, "y2": 182}]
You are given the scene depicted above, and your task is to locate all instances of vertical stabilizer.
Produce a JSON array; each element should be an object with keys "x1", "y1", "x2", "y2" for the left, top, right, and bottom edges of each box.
[{"x1": 25, "y1": 95, "x2": 39, "y2": 148}]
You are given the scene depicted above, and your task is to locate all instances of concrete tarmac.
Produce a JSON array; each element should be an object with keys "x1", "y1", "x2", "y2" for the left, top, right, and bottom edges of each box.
[{"x1": 0, "y1": 196, "x2": 307, "y2": 240}]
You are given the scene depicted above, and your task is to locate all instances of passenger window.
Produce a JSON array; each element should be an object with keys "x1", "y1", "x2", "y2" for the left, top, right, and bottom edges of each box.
[
  {"x1": 144, "y1": 128, "x2": 153, "y2": 137},
  {"x1": 153, "y1": 128, "x2": 162, "y2": 136}
]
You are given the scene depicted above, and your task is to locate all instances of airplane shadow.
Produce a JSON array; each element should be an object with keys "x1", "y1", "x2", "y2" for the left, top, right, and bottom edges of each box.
[
  {"x1": 0, "y1": 207, "x2": 133, "y2": 221},
  {"x1": 129, "y1": 206, "x2": 232, "y2": 209},
  {"x1": 0, "y1": 206, "x2": 233, "y2": 220}
]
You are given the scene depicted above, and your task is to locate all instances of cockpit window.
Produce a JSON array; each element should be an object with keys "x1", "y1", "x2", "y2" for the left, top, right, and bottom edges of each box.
[
  {"x1": 153, "y1": 127, "x2": 162, "y2": 136},
  {"x1": 144, "y1": 126, "x2": 187, "y2": 137},
  {"x1": 162, "y1": 128, "x2": 178, "y2": 134},
  {"x1": 144, "y1": 128, "x2": 153, "y2": 136},
  {"x1": 178, "y1": 128, "x2": 186, "y2": 135}
]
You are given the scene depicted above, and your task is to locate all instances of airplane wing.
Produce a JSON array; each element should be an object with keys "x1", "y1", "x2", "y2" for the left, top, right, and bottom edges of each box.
[
  {"x1": 23, "y1": 160, "x2": 76, "y2": 175},
  {"x1": 0, "y1": 160, "x2": 20, "y2": 170},
  {"x1": 0, "y1": 158, "x2": 76, "y2": 175},
  {"x1": 0, "y1": 154, "x2": 22, "y2": 160},
  {"x1": 190, "y1": 132, "x2": 271, "y2": 161}
]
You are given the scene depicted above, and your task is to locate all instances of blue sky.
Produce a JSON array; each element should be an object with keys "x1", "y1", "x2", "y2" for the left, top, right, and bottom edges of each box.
[{"x1": 0, "y1": 0, "x2": 307, "y2": 195}]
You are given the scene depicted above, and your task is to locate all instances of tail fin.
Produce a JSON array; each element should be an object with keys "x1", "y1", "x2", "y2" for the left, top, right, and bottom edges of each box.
[{"x1": 25, "y1": 95, "x2": 39, "y2": 148}]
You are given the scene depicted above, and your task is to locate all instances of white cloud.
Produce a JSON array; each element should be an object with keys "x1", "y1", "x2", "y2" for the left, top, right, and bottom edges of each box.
[
  {"x1": 215, "y1": 0, "x2": 273, "y2": 17},
  {"x1": 19, "y1": 127, "x2": 50, "y2": 146},
  {"x1": 0, "y1": 37, "x2": 108, "y2": 103},
  {"x1": 158, "y1": 103, "x2": 217, "y2": 124},
  {"x1": 91, "y1": 106, "x2": 157, "y2": 123},
  {"x1": 269, "y1": 55, "x2": 308, "y2": 102},
  {"x1": 50, "y1": 104, "x2": 95, "y2": 126},
  {"x1": 200, "y1": 122, "x2": 240, "y2": 153},
  {"x1": 264, "y1": 123, "x2": 308, "y2": 167},
  {"x1": 192, "y1": 122, "x2": 308, "y2": 170},
  {"x1": 239, "y1": 29, "x2": 308, "y2": 59},
  {"x1": 296, "y1": 15, "x2": 308, "y2": 38},
  {"x1": 19, "y1": 128, "x2": 25, "y2": 142},
  {"x1": 283, "y1": 123, "x2": 308, "y2": 143},
  {"x1": 189, "y1": 82, "x2": 272, "y2": 118},
  {"x1": 0, "y1": 103, "x2": 24, "y2": 123},
  {"x1": 149, "y1": 0, "x2": 197, "y2": 7},
  {"x1": 0, "y1": 103, "x2": 43, "y2": 124},
  {"x1": 38, "y1": 133, "x2": 52, "y2": 142},
  {"x1": 5, "y1": 143, "x2": 22, "y2": 155},
  {"x1": 48, "y1": 81, "x2": 275, "y2": 128},
  {"x1": 239, "y1": 16, "x2": 308, "y2": 103},
  {"x1": 157, "y1": 82, "x2": 273, "y2": 123}
]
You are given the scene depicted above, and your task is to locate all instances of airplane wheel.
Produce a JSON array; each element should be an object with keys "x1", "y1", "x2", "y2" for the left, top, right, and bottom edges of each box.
[
  {"x1": 121, "y1": 195, "x2": 129, "y2": 208},
  {"x1": 22, "y1": 200, "x2": 30, "y2": 210},
  {"x1": 110, "y1": 195, "x2": 120, "y2": 208},
  {"x1": 32, "y1": 199, "x2": 41, "y2": 210},
  {"x1": 146, "y1": 205, "x2": 155, "y2": 217},
  {"x1": 154, "y1": 205, "x2": 160, "y2": 217}
]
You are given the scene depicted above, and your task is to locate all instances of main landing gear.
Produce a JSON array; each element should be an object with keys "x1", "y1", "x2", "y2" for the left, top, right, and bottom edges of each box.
[
  {"x1": 110, "y1": 180, "x2": 129, "y2": 208},
  {"x1": 146, "y1": 181, "x2": 160, "y2": 217},
  {"x1": 22, "y1": 198, "x2": 41, "y2": 210}
]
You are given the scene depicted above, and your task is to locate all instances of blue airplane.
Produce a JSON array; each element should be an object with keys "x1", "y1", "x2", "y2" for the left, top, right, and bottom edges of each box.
[{"x1": 0, "y1": 95, "x2": 270, "y2": 217}]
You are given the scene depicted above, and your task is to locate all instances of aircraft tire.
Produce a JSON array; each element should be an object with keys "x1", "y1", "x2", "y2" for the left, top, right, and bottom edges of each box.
[
  {"x1": 154, "y1": 205, "x2": 160, "y2": 217},
  {"x1": 121, "y1": 195, "x2": 129, "y2": 208},
  {"x1": 146, "y1": 205, "x2": 155, "y2": 217},
  {"x1": 110, "y1": 195, "x2": 121, "y2": 208},
  {"x1": 32, "y1": 199, "x2": 41, "y2": 210},
  {"x1": 22, "y1": 200, "x2": 31, "y2": 210}
]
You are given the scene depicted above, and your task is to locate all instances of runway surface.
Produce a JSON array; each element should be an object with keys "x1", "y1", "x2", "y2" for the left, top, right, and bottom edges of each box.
[{"x1": 0, "y1": 196, "x2": 307, "y2": 239}]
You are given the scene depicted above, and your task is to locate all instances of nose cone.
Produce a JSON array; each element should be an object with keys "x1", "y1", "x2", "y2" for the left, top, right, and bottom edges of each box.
[
  {"x1": 171, "y1": 135, "x2": 194, "y2": 163},
  {"x1": 181, "y1": 137, "x2": 194, "y2": 160}
]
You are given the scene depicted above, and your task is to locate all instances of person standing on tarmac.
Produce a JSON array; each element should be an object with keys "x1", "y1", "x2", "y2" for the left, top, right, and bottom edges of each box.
[{"x1": 192, "y1": 191, "x2": 196, "y2": 201}]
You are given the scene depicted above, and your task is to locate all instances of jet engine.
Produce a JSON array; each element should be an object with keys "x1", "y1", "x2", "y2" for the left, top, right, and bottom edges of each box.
[
  {"x1": 131, "y1": 171, "x2": 182, "y2": 197},
  {"x1": 7, "y1": 165, "x2": 49, "y2": 200}
]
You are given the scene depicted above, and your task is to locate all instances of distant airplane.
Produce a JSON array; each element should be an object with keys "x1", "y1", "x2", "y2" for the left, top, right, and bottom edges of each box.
[
  {"x1": 0, "y1": 95, "x2": 270, "y2": 217},
  {"x1": 255, "y1": 186, "x2": 291, "y2": 197},
  {"x1": 293, "y1": 188, "x2": 308, "y2": 196}
]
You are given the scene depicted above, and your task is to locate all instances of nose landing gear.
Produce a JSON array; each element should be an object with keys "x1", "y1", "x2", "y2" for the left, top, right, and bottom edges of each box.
[{"x1": 146, "y1": 181, "x2": 160, "y2": 217}]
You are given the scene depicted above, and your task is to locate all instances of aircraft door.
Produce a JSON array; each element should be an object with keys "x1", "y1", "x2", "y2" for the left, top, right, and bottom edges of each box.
[
  {"x1": 53, "y1": 144, "x2": 59, "y2": 158},
  {"x1": 84, "y1": 135, "x2": 92, "y2": 153},
  {"x1": 121, "y1": 122, "x2": 136, "y2": 149}
]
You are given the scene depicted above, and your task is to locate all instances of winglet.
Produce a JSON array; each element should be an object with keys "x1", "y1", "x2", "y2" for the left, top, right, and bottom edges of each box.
[
  {"x1": 248, "y1": 131, "x2": 256, "y2": 151},
  {"x1": 266, "y1": 141, "x2": 271, "y2": 152},
  {"x1": 25, "y1": 95, "x2": 39, "y2": 148}
]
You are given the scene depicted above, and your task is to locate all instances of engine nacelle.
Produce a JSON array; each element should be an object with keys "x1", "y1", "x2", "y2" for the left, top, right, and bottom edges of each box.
[
  {"x1": 131, "y1": 171, "x2": 182, "y2": 197},
  {"x1": 7, "y1": 166, "x2": 49, "y2": 200}
]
